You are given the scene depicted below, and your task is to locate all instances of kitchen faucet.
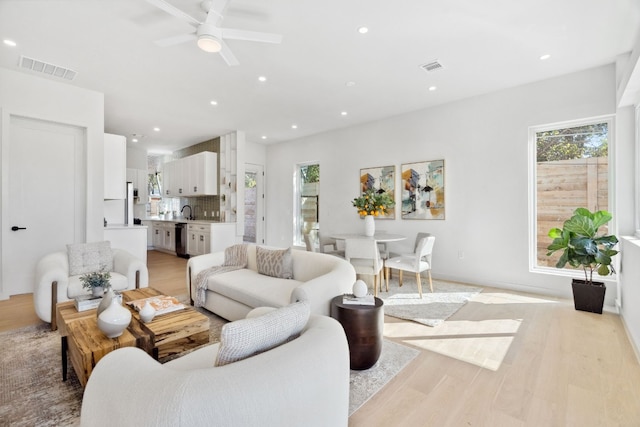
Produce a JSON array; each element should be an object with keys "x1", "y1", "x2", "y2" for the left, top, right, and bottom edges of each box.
[{"x1": 181, "y1": 204, "x2": 194, "y2": 220}]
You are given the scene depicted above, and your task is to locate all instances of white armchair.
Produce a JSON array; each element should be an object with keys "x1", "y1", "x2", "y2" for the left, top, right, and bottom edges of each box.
[
  {"x1": 34, "y1": 241, "x2": 149, "y2": 330},
  {"x1": 81, "y1": 311, "x2": 350, "y2": 427}
]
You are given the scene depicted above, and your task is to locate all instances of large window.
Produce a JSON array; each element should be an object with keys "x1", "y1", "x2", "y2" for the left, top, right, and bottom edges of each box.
[
  {"x1": 294, "y1": 163, "x2": 319, "y2": 246},
  {"x1": 530, "y1": 117, "x2": 612, "y2": 272}
]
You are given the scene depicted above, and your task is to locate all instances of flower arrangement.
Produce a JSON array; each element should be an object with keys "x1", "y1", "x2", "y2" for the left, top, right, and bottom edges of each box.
[
  {"x1": 352, "y1": 189, "x2": 395, "y2": 216},
  {"x1": 80, "y1": 267, "x2": 111, "y2": 291}
]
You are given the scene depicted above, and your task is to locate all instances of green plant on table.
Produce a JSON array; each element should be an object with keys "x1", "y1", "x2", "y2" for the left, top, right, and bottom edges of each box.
[{"x1": 79, "y1": 267, "x2": 111, "y2": 291}]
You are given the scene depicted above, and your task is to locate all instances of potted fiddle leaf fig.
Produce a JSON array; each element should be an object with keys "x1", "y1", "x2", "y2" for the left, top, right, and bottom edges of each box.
[{"x1": 546, "y1": 208, "x2": 619, "y2": 314}]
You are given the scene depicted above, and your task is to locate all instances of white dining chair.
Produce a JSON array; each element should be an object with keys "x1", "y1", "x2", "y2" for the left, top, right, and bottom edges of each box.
[
  {"x1": 385, "y1": 235, "x2": 435, "y2": 298},
  {"x1": 344, "y1": 238, "x2": 384, "y2": 296},
  {"x1": 303, "y1": 233, "x2": 318, "y2": 252},
  {"x1": 318, "y1": 232, "x2": 345, "y2": 258}
]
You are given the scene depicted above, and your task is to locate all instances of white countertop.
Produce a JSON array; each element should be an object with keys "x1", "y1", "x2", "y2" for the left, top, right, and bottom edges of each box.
[
  {"x1": 104, "y1": 224, "x2": 148, "y2": 230},
  {"x1": 143, "y1": 216, "x2": 233, "y2": 225}
]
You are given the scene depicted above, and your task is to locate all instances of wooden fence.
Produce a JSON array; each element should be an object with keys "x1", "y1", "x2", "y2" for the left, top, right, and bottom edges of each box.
[{"x1": 536, "y1": 157, "x2": 608, "y2": 268}]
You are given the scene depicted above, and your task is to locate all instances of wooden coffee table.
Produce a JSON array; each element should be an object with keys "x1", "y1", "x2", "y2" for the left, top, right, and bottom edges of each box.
[{"x1": 56, "y1": 287, "x2": 210, "y2": 386}]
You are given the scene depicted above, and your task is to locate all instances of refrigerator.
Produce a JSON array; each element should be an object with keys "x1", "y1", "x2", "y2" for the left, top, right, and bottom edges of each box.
[{"x1": 125, "y1": 182, "x2": 134, "y2": 225}]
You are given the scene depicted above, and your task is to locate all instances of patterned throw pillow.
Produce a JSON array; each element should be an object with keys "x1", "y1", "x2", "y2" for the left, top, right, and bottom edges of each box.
[
  {"x1": 256, "y1": 246, "x2": 293, "y2": 279},
  {"x1": 222, "y1": 244, "x2": 249, "y2": 267},
  {"x1": 214, "y1": 301, "x2": 310, "y2": 366},
  {"x1": 67, "y1": 241, "x2": 113, "y2": 276}
]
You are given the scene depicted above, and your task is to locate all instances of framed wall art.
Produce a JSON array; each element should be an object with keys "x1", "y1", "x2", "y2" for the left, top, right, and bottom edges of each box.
[
  {"x1": 401, "y1": 159, "x2": 445, "y2": 220},
  {"x1": 359, "y1": 165, "x2": 396, "y2": 219}
]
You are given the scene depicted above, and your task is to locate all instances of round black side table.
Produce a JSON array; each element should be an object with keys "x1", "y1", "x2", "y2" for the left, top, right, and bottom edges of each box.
[{"x1": 330, "y1": 295, "x2": 384, "y2": 370}]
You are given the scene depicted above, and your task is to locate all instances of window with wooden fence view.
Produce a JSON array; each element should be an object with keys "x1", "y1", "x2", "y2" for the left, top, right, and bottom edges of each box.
[{"x1": 535, "y1": 121, "x2": 609, "y2": 269}]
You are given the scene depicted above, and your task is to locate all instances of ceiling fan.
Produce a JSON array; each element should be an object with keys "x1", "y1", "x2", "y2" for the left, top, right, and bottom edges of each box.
[{"x1": 146, "y1": 0, "x2": 283, "y2": 66}]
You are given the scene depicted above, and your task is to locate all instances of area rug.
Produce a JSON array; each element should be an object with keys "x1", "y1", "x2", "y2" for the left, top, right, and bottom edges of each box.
[
  {"x1": 381, "y1": 278, "x2": 483, "y2": 327},
  {"x1": 0, "y1": 308, "x2": 416, "y2": 425},
  {"x1": 349, "y1": 339, "x2": 419, "y2": 415}
]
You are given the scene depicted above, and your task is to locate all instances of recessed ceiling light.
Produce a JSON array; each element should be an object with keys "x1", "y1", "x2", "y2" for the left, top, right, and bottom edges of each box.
[
  {"x1": 261, "y1": 135, "x2": 267, "y2": 140},
  {"x1": 291, "y1": 124, "x2": 298, "y2": 129},
  {"x1": 258, "y1": 76, "x2": 267, "y2": 82},
  {"x1": 341, "y1": 111, "x2": 348, "y2": 116},
  {"x1": 210, "y1": 100, "x2": 218, "y2": 106},
  {"x1": 3, "y1": 39, "x2": 17, "y2": 47},
  {"x1": 540, "y1": 54, "x2": 551, "y2": 60},
  {"x1": 345, "y1": 81, "x2": 356, "y2": 87},
  {"x1": 357, "y1": 26, "x2": 369, "y2": 34},
  {"x1": 132, "y1": 138, "x2": 139, "y2": 143},
  {"x1": 428, "y1": 86, "x2": 437, "y2": 91},
  {"x1": 153, "y1": 127, "x2": 160, "y2": 132}
]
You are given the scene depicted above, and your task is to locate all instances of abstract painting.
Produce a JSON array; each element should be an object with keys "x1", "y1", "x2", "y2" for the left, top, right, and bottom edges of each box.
[{"x1": 401, "y1": 160, "x2": 445, "y2": 219}]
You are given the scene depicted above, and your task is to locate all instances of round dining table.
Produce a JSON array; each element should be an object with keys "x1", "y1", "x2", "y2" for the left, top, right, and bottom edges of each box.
[{"x1": 329, "y1": 233, "x2": 406, "y2": 242}]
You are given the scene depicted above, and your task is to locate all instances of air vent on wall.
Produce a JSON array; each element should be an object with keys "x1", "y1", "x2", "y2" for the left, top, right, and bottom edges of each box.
[
  {"x1": 19, "y1": 56, "x2": 77, "y2": 81},
  {"x1": 420, "y1": 60, "x2": 444, "y2": 73}
]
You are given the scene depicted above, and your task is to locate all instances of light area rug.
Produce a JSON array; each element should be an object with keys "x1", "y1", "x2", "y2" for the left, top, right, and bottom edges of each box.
[
  {"x1": 381, "y1": 278, "x2": 483, "y2": 327},
  {"x1": 0, "y1": 306, "x2": 416, "y2": 425},
  {"x1": 349, "y1": 339, "x2": 419, "y2": 415}
]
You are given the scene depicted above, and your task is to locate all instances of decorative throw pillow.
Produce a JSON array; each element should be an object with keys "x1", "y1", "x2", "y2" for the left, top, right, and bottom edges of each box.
[
  {"x1": 67, "y1": 241, "x2": 113, "y2": 276},
  {"x1": 214, "y1": 301, "x2": 310, "y2": 367},
  {"x1": 222, "y1": 244, "x2": 249, "y2": 268},
  {"x1": 256, "y1": 246, "x2": 293, "y2": 279}
]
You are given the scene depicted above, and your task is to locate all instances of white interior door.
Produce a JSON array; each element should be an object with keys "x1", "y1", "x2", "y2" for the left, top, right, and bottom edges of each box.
[
  {"x1": 244, "y1": 163, "x2": 264, "y2": 244},
  {"x1": 2, "y1": 115, "x2": 85, "y2": 297}
]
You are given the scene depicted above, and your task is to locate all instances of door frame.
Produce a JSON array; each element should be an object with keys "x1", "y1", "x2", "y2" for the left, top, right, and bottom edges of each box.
[{"x1": 245, "y1": 163, "x2": 265, "y2": 244}]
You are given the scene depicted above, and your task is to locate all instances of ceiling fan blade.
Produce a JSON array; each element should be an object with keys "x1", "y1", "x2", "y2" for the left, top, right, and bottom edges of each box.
[
  {"x1": 204, "y1": 0, "x2": 230, "y2": 25},
  {"x1": 146, "y1": 0, "x2": 201, "y2": 27},
  {"x1": 219, "y1": 41, "x2": 239, "y2": 66},
  {"x1": 221, "y1": 28, "x2": 282, "y2": 44},
  {"x1": 154, "y1": 33, "x2": 197, "y2": 47}
]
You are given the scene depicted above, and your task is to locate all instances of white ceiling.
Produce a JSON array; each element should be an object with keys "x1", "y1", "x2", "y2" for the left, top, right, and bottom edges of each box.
[{"x1": 1, "y1": 0, "x2": 639, "y2": 152}]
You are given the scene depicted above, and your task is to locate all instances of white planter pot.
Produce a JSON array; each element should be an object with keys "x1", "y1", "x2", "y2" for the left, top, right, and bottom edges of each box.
[{"x1": 364, "y1": 215, "x2": 375, "y2": 237}]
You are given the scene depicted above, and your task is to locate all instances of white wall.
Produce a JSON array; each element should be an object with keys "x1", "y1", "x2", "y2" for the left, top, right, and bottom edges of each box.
[
  {"x1": 0, "y1": 67, "x2": 104, "y2": 241},
  {"x1": 265, "y1": 65, "x2": 631, "y2": 305}
]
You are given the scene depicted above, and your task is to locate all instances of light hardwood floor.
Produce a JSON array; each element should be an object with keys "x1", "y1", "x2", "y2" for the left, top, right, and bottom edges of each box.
[{"x1": 2, "y1": 250, "x2": 639, "y2": 426}]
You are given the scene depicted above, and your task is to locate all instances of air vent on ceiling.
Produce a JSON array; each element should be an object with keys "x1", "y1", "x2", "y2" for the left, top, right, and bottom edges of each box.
[
  {"x1": 19, "y1": 56, "x2": 77, "y2": 81},
  {"x1": 420, "y1": 60, "x2": 444, "y2": 73}
]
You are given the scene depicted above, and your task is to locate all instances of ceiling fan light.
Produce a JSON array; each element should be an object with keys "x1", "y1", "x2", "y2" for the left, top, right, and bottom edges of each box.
[{"x1": 197, "y1": 34, "x2": 222, "y2": 53}]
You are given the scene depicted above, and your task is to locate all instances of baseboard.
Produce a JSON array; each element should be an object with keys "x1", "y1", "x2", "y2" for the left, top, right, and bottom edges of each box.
[{"x1": 620, "y1": 312, "x2": 640, "y2": 364}]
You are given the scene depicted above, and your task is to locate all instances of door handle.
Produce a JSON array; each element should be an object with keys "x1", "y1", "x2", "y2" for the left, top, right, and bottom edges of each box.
[{"x1": 11, "y1": 226, "x2": 26, "y2": 231}]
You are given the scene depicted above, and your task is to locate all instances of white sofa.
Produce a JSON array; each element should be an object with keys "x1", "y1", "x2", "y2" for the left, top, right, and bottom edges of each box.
[
  {"x1": 81, "y1": 312, "x2": 350, "y2": 427},
  {"x1": 34, "y1": 247, "x2": 148, "y2": 329},
  {"x1": 187, "y1": 245, "x2": 356, "y2": 321}
]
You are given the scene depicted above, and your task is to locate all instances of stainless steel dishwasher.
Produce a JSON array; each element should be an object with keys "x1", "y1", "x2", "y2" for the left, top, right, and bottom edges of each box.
[{"x1": 175, "y1": 222, "x2": 189, "y2": 258}]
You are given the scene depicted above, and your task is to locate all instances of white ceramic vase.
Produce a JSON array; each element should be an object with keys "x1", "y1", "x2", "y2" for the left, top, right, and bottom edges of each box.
[
  {"x1": 353, "y1": 280, "x2": 368, "y2": 297},
  {"x1": 364, "y1": 215, "x2": 375, "y2": 237},
  {"x1": 98, "y1": 297, "x2": 132, "y2": 338},
  {"x1": 97, "y1": 286, "x2": 115, "y2": 317},
  {"x1": 92, "y1": 286, "x2": 104, "y2": 297},
  {"x1": 139, "y1": 301, "x2": 156, "y2": 323}
]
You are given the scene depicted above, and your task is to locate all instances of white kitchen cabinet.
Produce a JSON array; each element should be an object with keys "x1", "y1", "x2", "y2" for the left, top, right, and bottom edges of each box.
[
  {"x1": 104, "y1": 133, "x2": 126, "y2": 199},
  {"x1": 152, "y1": 222, "x2": 164, "y2": 249},
  {"x1": 162, "y1": 152, "x2": 217, "y2": 197},
  {"x1": 152, "y1": 221, "x2": 176, "y2": 254},
  {"x1": 186, "y1": 152, "x2": 217, "y2": 196},
  {"x1": 127, "y1": 168, "x2": 149, "y2": 204},
  {"x1": 187, "y1": 223, "x2": 210, "y2": 256},
  {"x1": 163, "y1": 226, "x2": 175, "y2": 252}
]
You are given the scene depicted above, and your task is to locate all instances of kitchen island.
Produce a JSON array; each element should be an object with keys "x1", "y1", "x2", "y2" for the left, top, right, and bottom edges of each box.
[
  {"x1": 104, "y1": 224, "x2": 148, "y2": 264},
  {"x1": 142, "y1": 217, "x2": 236, "y2": 257}
]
